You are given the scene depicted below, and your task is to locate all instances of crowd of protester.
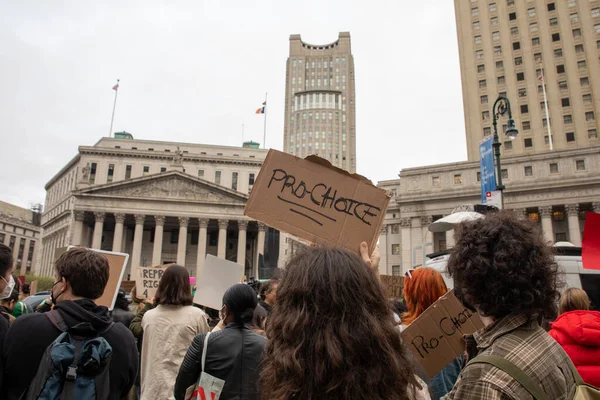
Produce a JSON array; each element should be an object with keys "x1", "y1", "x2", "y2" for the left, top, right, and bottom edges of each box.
[{"x1": 0, "y1": 209, "x2": 598, "y2": 399}]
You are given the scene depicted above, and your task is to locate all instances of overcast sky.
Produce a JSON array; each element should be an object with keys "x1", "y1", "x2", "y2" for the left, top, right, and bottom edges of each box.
[{"x1": 0, "y1": 0, "x2": 467, "y2": 209}]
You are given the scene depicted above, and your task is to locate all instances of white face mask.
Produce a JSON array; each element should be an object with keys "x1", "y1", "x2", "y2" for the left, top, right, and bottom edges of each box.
[{"x1": 0, "y1": 275, "x2": 15, "y2": 300}]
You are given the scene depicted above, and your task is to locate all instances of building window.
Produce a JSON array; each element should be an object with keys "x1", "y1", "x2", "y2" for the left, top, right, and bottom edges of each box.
[
  {"x1": 504, "y1": 140, "x2": 513, "y2": 150},
  {"x1": 538, "y1": 85, "x2": 544, "y2": 93},
  {"x1": 497, "y1": 76, "x2": 505, "y2": 85},
  {"x1": 595, "y1": 24, "x2": 600, "y2": 34},
  {"x1": 496, "y1": 60, "x2": 503, "y2": 70},
  {"x1": 520, "y1": 104, "x2": 528, "y2": 114},
  {"x1": 481, "y1": 95, "x2": 488, "y2": 104},
  {"x1": 575, "y1": 44, "x2": 584, "y2": 54},
  {"x1": 491, "y1": 16, "x2": 499, "y2": 25},
  {"x1": 581, "y1": 77, "x2": 589, "y2": 86},
  {"x1": 550, "y1": 163, "x2": 559, "y2": 173},
  {"x1": 516, "y1": 72, "x2": 525, "y2": 81},
  {"x1": 454, "y1": 174, "x2": 463, "y2": 184},
  {"x1": 527, "y1": 8, "x2": 536, "y2": 17},
  {"x1": 231, "y1": 172, "x2": 238, "y2": 191},
  {"x1": 477, "y1": 64, "x2": 485, "y2": 73},
  {"x1": 392, "y1": 265, "x2": 401, "y2": 276},
  {"x1": 586, "y1": 112, "x2": 595, "y2": 121},
  {"x1": 530, "y1": 23, "x2": 538, "y2": 32},
  {"x1": 557, "y1": 65, "x2": 565, "y2": 74},
  {"x1": 391, "y1": 244, "x2": 401, "y2": 255},
  {"x1": 501, "y1": 169, "x2": 508, "y2": 179},
  {"x1": 583, "y1": 94, "x2": 592, "y2": 105},
  {"x1": 477, "y1": 172, "x2": 481, "y2": 182},
  {"x1": 576, "y1": 160, "x2": 586, "y2": 171},
  {"x1": 197, "y1": 169, "x2": 204, "y2": 179},
  {"x1": 573, "y1": 28, "x2": 582, "y2": 37},
  {"x1": 473, "y1": 21, "x2": 480, "y2": 30},
  {"x1": 89, "y1": 162, "x2": 97, "y2": 183},
  {"x1": 106, "y1": 164, "x2": 115, "y2": 183},
  {"x1": 544, "y1": 135, "x2": 554, "y2": 145},
  {"x1": 570, "y1": 13, "x2": 579, "y2": 23},
  {"x1": 511, "y1": 26, "x2": 519, "y2": 35},
  {"x1": 125, "y1": 165, "x2": 132, "y2": 179},
  {"x1": 391, "y1": 224, "x2": 400, "y2": 235},
  {"x1": 590, "y1": 129, "x2": 598, "y2": 139},
  {"x1": 550, "y1": 17, "x2": 558, "y2": 26},
  {"x1": 494, "y1": 45, "x2": 502, "y2": 54},
  {"x1": 475, "y1": 35, "x2": 482, "y2": 45},
  {"x1": 552, "y1": 33, "x2": 560, "y2": 42},
  {"x1": 489, "y1": 3, "x2": 496, "y2": 12},
  {"x1": 543, "y1": 118, "x2": 550, "y2": 128},
  {"x1": 547, "y1": 3, "x2": 555, "y2": 11},
  {"x1": 578, "y1": 61, "x2": 586, "y2": 71},
  {"x1": 479, "y1": 79, "x2": 487, "y2": 88},
  {"x1": 515, "y1": 56, "x2": 523, "y2": 65},
  {"x1": 493, "y1": 31, "x2": 501, "y2": 41},
  {"x1": 512, "y1": 41, "x2": 521, "y2": 51},
  {"x1": 472, "y1": 7, "x2": 479, "y2": 16},
  {"x1": 524, "y1": 138, "x2": 533, "y2": 147},
  {"x1": 564, "y1": 115, "x2": 573, "y2": 124},
  {"x1": 564, "y1": 132, "x2": 575, "y2": 143},
  {"x1": 593, "y1": 8, "x2": 600, "y2": 17},
  {"x1": 554, "y1": 48, "x2": 563, "y2": 58},
  {"x1": 160, "y1": 167, "x2": 166, "y2": 173},
  {"x1": 215, "y1": 170, "x2": 221, "y2": 185},
  {"x1": 432, "y1": 176, "x2": 441, "y2": 187},
  {"x1": 484, "y1": 127, "x2": 491, "y2": 136},
  {"x1": 523, "y1": 121, "x2": 531, "y2": 130},
  {"x1": 143, "y1": 166, "x2": 149, "y2": 176},
  {"x1": 509, "y1": 12, "x2": 516, "y2": 21},
  {"x1": 532, "y1": 37, "x2": 540, "y2": 46},
  {"x1": 518, "y1": 88, "x2": 527, "y2": 97},
  {"x1": 561, "y1": 98, "x2": 570, "y2": 107},
  {"x1": 559, "y1": 80, "x2": 568, "y2": 91},
  {"x1": 553, "y1": 210, "x2": 565, "y2": 222},
  {"x1": 482, "y1": 111, "x2": 490, "y2": 120},
  {"x1": 524, "y1": 166, "x2": 533, "y2": 176},
  {"x1": 249, "y1": 173, "x2": 256, "y2": 186},
  {"x1": 568, "y1": 0, "x2": 576, "y2": 8}
]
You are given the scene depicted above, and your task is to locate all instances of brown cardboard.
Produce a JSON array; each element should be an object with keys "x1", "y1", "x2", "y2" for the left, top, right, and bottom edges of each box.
[
  {"x1": 401, "y1": 290, "x2": 484, "y2": 378},
  {"x1": 244, "y1": 149, "x2": 390, "y2": 253},
  {"x1": 29, "y1": 280, "x2": 38, "y2": 296},
  {"x1": 380, "y1": 275, "x2": 404, "y2": 298},
  {"x1": 136, "y1": 266, "x2": 169, "y2": 299}
]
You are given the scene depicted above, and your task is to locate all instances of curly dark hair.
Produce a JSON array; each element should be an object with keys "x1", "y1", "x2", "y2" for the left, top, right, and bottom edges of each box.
[
  {"x1": 260, "y1": 247, "x2": 420, "y2": 400},
  {"x1": 447, "y1": 210, "x2": 561, "y2": 320}
]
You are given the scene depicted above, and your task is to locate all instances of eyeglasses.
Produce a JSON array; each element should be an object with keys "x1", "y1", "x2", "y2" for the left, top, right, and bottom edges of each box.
[{"x1": 405, "y1": 269, "x2": 416, "y2": 279}]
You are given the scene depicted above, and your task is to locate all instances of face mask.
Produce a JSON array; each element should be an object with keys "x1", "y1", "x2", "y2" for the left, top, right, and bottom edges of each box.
[
  {"x1": 51, "y1": 279, "x2": 65, "y2": 305},
  {"x1": 219, "y1": 305, "x2": 227, "y2": 322},
  {"x1": 0, "y1": 275, "x2": 15, "y2": 300}
]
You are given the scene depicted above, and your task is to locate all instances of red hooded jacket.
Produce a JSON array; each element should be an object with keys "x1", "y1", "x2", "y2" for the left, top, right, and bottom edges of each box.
[{"x1": 549, "y1": 310, "x2": 600, "y2": 388}]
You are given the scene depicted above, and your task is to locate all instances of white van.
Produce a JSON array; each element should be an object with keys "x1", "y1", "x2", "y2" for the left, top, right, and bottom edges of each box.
[{"x1": 424, "y1": 245, "x2": 600, "y2": 310}]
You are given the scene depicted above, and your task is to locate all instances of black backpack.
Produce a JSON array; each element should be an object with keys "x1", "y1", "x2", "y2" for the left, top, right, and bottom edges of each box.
[{"x1": 21, "y1": 310, "x2": 114, "y2": 400}]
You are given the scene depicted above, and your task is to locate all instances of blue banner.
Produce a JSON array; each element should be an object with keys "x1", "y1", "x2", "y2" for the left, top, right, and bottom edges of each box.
[{"x1": 479, "y1": 136, "x2": 497, "y2": 204}]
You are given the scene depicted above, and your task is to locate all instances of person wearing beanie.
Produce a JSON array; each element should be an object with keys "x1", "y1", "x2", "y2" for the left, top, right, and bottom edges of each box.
[{"x1": 174, "y1": 283, "x2": 266, "y2": 400}]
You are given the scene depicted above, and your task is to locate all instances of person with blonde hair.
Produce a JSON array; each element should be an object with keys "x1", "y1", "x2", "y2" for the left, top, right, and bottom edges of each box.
[{"x1": 549, "y1": 288, "x2": 600, "y2": 388}]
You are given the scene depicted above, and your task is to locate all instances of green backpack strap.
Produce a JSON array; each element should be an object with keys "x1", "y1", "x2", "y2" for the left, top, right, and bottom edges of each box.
[{"x1": 468, "y1": 355, "x2": 548, "y2": 400}]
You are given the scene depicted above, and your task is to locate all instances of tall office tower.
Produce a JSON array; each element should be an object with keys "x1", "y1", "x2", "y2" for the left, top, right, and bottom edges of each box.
[
  {"x1": 283, "y1": 32, "x2": 357, "y2": 173},
  {"x1": 455, "y1": 0, "x2": 600, "y2": 160}
]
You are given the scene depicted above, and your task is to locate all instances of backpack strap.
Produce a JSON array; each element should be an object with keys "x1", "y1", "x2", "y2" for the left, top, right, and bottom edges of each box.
[
  {"x1": 201, "y1": 331, "x2": 211, "y2": 372},
  {"x1": 45, "y1": 310, "x2": 68, "y2": 332},
  {"x1": 468, "y1": 355, "x2": 548, "y2": 400}
]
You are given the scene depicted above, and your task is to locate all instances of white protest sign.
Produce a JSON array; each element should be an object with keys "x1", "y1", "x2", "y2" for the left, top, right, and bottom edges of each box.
[
  {"x1": 136, "y1": 266, "x2": 168, "y2": 299},
  {"x1": 193, "y1": 255, "x2": 244, "y2": 310}
]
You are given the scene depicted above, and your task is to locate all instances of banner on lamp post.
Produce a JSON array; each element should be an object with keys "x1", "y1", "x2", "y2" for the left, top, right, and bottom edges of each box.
[
  {"x1": 479, "y1": 136, "x2": 497, "y2": 204},
  {"x1": 486, "y1": 190, "x2": 503, "y2": 210}
]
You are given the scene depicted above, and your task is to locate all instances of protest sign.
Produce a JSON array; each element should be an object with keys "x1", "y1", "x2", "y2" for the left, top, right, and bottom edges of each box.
[
  {"x1": 136, "y1": 266, "x2": 168, "y2": 299},
  {"x1": 245, "y1": 149, "x2": 390, "y2": 253},
  {"x1": 193, "y1": 254, "x2": 244, "y2": 310},
  {"x1": 29, "y1": 280, "x2": 38, "y2": 296},
  {"x1": 67, "y1": 246, "x2": 129, "y2": 310},
  {"x1": 380, "y1": 275, "x2": 404, "y2": 298},
  {"x1": 582, "y1": 212, "x2": 600, "y2": 270},
  {"x1": 401, "y1": 290, "x2": 484, "y2": 378}
]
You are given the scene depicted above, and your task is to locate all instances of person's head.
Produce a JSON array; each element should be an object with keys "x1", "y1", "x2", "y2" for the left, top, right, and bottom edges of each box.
[
  {"x1": 115, "y1": 288, "x2": 130, "y2": 311},
  {"x1": 220, "y1": 283, "x2": 258, "y2": 325},
  {"x1": 0, "y1": 288, "x2": 19, "y2": 312},
  {"x1": 559, "y1": 288, "x2": 591, "y2": 314},
  {"x1": 154, "y1": 265, "x2": 193, "y2": 307},
  {"x1": 389, "y1": 298, "x2": 407, "y2": 316},
  {"x1": 448, "y1": 210, "x2": 560, "y2": 321},
  {"x1": 402, "y1": 268, "x2": 448, "y2": 325},
  {"x1": 260, "y1": 279, "x2": 279, "y2": 305},
  {"x1": 0, "y1": 244, "x2": 15, "y2": 299},
  {"x1": 52, "y1": 247, "x2": 110, "y2": 304},
  {"x1": 260, "y1": 247, "x2": 419, "y2": 400}
]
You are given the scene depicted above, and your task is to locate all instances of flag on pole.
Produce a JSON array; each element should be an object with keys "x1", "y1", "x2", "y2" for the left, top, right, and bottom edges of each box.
[
  {"x1": 112, "y1": 82, "x2": 119, "y2": 91},
  {"x1": 255, "y1": 102, "x2": 266, "y2": 114}
]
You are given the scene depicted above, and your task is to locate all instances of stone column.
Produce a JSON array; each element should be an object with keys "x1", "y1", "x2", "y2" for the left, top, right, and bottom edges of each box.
[
  {"x1": 378, "y1": 225, "x2": 388, "y2": 275},
  {"x1": 539, "y1": 206, "x2": 554, "y2": 245},
  {"x1": 177, "y1": 217, "x2": 189, "y2": 265},
  {"x1": 20, "y1": 238, "x2": 30, "y2": 274},
  {"x1": 236, "y1": 221, "x2": 248, "y2": 267},
  {"x1": 421, "y1": 216, "x2": 433, "y2": 257},
  {"x1": 400, "y1": 217, "x2": 412, "y2": 272},
  {"x1": 196, "y1": 219, "x2": 209, "y2": 278},
  {"x1": 131, "y1": 214, "x2": 145, "y2": 270},
  {"x1": 217, "y1": 220, "x2": 229, "y2": 259},
  {"x1": 91, "y1": 212, "x2": 105, "y2": 249},
  {"x1": 255, "y1": 223, "x2": 266, "y2": 278},
  {"x1": 72, "y1": 211, "x2": 85, "y2": 246},
  {"x1": 565, "y1": 204, "x2": 581, "y2": 246},
  {"x1": 593, "y1": 202, "x2": 600, "y2": 213},
  {"x1": 112, "y1": 213, "x2": 126, "y2": 253},
  {"x1": 152, "y1": 216, "x2": 165, "y2": 266},
  {"x1": 445, "y1": 229, "x2": 455, "y2": 249}
]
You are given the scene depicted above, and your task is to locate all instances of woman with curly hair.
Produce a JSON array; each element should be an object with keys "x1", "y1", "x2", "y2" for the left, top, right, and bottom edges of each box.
[
  {"x1": 260, "y1": 243, "x2": 430, "y2": 400},
  {"x1": 400, "y1": 268, "x2": 462, "y2": 399},
  {"x1": 443, "y1": 211, "x2": 578, "y2": 400}
]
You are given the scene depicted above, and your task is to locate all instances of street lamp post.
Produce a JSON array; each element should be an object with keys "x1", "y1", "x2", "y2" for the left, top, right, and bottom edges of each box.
[{"x1": 491, "y1": 95, "x2": 519, "y2": 205}]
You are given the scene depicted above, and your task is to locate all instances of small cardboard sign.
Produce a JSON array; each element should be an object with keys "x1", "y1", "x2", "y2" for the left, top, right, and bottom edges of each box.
[
  {"x1": 67, "y1": 247, "x2": 129, "y2": 310},
  {"x1": 401, "y1": 290, "x2": 484, "y2": 378},
  {"x1": 193, "y1": 255, "x2": 244, "y2": 310},
  {"x1": 583, "y1": 212, "x2": 600, "y2": 270},
  {"x1": 380, "y1": 275, "x2": 404, "y2": 298},
  {"x1": 136, "y1": 266, "x2": 168, "y2": 299},
  {"x1": 244, "y1": 149, "x2": 390, "y2": 253},
  {"x1": 29, "y1": 280, "x2": 38, "y2": 295}
]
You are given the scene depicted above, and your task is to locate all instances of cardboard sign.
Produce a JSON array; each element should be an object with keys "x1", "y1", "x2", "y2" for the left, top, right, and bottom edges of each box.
[
  {"x1": 380, "y1": 275, "x2": 404, "y2": 298},
  {"x1": 583, "y1": 212, "x2": 600, "y2": 270},
  {"x1": 193, "y1": 255, "x2": 244, "y2": 310},
  {"x1": 67, "y1": 247, "x2": 129, "y2": 310},
  {"x1": 29, "y1": 280, "x2": 38, "y2": 296},
  {"x1": 136, "y1": 266, "x2": 168, "y2": 299},
  {"x1": 401, "y1": 290, "x2": 484, "y2": 378},
  {"x1": 245, "y1": 149, "x2": 390, "y2": 253}
]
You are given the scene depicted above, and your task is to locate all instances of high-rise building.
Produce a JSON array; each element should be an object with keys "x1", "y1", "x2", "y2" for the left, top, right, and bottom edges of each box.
[
  {"x1": 455, "y1": 0, "x2": 600, "y2": 161},
  {"x1": 283, "y1": 32, "x2": 357, "y2": 173}
]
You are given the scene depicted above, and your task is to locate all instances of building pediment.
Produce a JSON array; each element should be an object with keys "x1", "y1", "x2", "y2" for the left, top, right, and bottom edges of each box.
[{"x1": 73, "y1": 171, "x2": 248, "y2": 205}]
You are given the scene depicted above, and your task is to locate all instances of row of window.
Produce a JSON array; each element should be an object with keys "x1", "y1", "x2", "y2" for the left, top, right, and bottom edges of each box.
[
  {"x1": 290, "y1": 132, "x2": 347, "y2": 141},
  {"x1": 290, "y1": 57, "x2": 346, "y2": 69},
  {"x1": 472, "y1": 0, "x2": 586, "y2": 19},
  {"x1": 114, "y1": 146, "x2": 257, "y2": 159}
]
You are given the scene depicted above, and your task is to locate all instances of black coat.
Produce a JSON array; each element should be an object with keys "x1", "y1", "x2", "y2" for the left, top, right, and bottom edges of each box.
[
  {"x1": 174, "y1": 323, "x2": 266, "y2": 400},
  {"x1": 111, "y1": 307, "x2": 135, "y2": 328},
  {"x1": 1, "y1": 299, "x2": 139, "y2": 400}
]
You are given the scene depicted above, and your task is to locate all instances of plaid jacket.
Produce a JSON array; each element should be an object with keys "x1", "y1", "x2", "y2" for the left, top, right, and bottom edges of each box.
[{"x1": 442, "y1": 313, "x2": 577, "y2": 400}]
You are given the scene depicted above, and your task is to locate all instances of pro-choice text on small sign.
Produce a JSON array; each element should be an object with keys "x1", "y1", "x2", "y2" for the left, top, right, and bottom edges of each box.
[
  {"x1": 244, "y1": 149, "x2": 390, "y2": 253},
  {"x1": 136, "y1": 266, "x2": 168, "y2": 299}
]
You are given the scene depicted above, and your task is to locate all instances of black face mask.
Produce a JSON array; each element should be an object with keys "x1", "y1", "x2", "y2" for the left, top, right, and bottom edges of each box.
[{"x1": 51, "y1": 279, "x2": 65, "y2": 306}]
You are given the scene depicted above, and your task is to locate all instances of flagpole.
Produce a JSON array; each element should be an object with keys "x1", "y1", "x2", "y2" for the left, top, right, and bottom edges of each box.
[
  {"x1": 539, "y1": 62, "x2": 553, "y2": 150},
  {"x1": 109, "y1": 79, "x2": 120, "y2": 138},
  {"x1": 263, "y1": 92, "x2": 268, "y2": 149}
]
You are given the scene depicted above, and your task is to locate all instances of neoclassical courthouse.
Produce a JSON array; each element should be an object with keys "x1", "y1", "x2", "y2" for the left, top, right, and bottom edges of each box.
[{"x1": 37, "y1": 135, "x2": 278, "y2": 280}]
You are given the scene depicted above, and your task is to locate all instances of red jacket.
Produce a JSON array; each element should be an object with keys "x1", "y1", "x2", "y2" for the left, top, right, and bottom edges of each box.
[{"x1": 549, "y1": 310, "x2": 600, "y2": 388}]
